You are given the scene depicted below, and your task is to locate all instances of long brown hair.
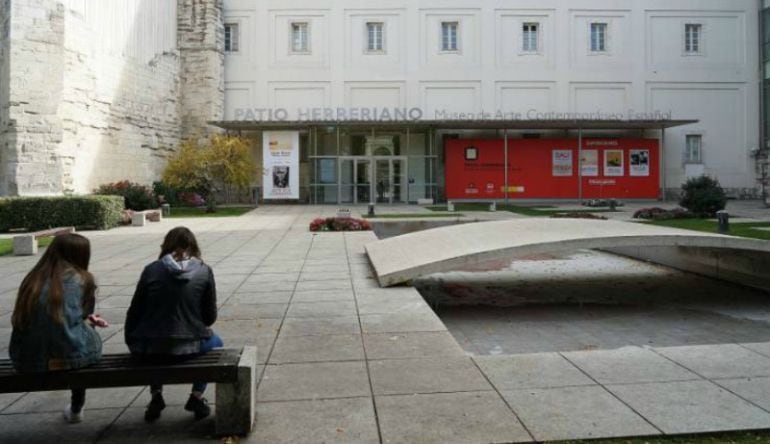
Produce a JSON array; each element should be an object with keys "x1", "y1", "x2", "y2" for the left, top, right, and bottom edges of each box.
[
  {"x1": 159, "y1": 226, "x2": 202, "y2": 260},
  {"x1": 12, "y1": 233, "x2": 96, "y2": 328}
]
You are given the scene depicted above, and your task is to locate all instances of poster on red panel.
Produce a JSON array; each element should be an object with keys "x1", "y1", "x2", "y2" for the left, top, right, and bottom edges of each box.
[
  {"x1": 552, "y1": 150, "x2": 573, "y2": 177},
  {"x1": 445, "y1": 138, "x2": 659, "y2": 200}
]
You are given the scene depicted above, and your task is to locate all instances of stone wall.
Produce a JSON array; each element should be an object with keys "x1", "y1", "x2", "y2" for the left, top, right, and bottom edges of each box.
[
  {"x1": 178, "y1": 0, "x2": 224, "y2": 139},
  {"x1": 0, "y1": 0, "x2": 220, "y2": 196}
]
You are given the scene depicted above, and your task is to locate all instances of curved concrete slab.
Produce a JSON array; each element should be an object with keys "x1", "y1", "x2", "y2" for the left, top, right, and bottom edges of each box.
[{"x1": 365, "y1": 218, "x2": 770, "y2": 287}]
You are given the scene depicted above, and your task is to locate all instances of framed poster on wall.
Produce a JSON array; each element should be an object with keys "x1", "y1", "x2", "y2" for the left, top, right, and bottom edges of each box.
[
  {"x1": 552, "y1": 150, "x2": 573, "y2": 177},
  {"x1": 580, "y1": 150, "x2": 599, "y2": 177},
  {"x1": 263, "y1": 131, "x2": 300, "y2": 199},
  {"x1": 604, "y1": 149, "x2": 624, "y2": 177},
  {"x1": 630, "y1": 149, "x2": 650, "y2": 177}
]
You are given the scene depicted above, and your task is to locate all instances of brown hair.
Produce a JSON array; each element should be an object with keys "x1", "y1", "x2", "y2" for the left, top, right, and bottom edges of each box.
[
  {"x1": 12, "y1": 233, "x2": 96, "y2": 329},
  {"x1": 159, "y1": 226, "x2": 201, "y2": 260}
]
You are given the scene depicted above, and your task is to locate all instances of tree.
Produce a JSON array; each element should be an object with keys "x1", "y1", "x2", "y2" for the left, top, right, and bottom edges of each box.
[{"x1": 163, "y1": 135, "x2": 255, "y2": 212}]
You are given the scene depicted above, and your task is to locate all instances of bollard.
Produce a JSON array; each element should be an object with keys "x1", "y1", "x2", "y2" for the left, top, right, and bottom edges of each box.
[
  {"x1": 609, "y1": 199, "x2": 617, "y2": 211},
  {"x1": 716, "y1": 210, "x2": 729, "y2": 234},
  {"x1": 368, "y1": 204, "x2": 375, "y2": 217},
  {"x1": 161, "y1": 203, "x2": 170, "y2": 217},
  {"x1": 447, "y1": 201, "x2": 454, "y2": 212}
]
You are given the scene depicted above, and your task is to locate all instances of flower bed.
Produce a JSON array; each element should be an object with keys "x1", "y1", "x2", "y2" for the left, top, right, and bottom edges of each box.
[
  {"x1": 633, "y1": 207, "x2": 694, "y2": 221},
  {"x1": 309, "y1": 217, "x2": 373, "y2": 232}
]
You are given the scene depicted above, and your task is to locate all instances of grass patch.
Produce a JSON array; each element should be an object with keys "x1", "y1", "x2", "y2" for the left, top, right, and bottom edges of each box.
[
  {"x1": 642, "y1": 219, "x2": 770, "y2": 241},
  {"x1": 558, "y1": 430, "x2": 770, "y2": 443},
  {"x1": 363, "y1": 213, "x2": 465, "y2": 219},
  {"x1": 426, "y1": 203, "x2": 614, "y2": 217},
  {"x1": 0, "y1": 236, "x2": 53, "y2": 256},
  {"x1": 165, "y1": 206, "x2": 254, "y2": 218}
]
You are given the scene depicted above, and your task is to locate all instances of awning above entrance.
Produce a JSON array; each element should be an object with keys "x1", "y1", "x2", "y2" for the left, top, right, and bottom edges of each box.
[{"x1": 209, "y1": 119, "x2": 698, "y2": 132}]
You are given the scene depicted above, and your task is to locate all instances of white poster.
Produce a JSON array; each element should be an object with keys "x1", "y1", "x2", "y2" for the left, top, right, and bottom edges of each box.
[
  {"x1": 263, "y1": 131, "x2": 300, "y2": 200},
  {"x1": 629, "y1": 149, "x2": 650, "y2": 177},
  {"x1": 552, "y1": 150, "x2": 573, "y2": 177},
  {"x1": 604, "y1": 149, "x2": 624, "y2": 177},
  {"x1": 580, "y1": 150, "x2": 599, "y2": 177}
]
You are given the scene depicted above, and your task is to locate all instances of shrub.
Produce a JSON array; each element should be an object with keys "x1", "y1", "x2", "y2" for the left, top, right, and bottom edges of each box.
[
  {"x1": 309, "y1": 217, "x2": 373, "y2": 232},
  {"x1": 679, "y1": 176, "x2": 727, "y2": 217},
  {"x1": 0, "y1": 196, "x2": 124, "y2": 232},
  {"x1": 95, "y1": 180, "x2": 157, "y2": 211},
  {"x1": 179, "y1": 191, "x2": 206, "y2": 207},
  {"x1": 163, "y1": 135, "x2": 255, "y2": 212},
  {"x1": 152, "y1": 181, "x2": 181, "y2": 207}
]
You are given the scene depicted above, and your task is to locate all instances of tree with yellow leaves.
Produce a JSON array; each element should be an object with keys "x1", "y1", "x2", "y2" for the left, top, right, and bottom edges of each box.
[{"x1": 163, "y1": 134, "x2": 255, "y2": 212}]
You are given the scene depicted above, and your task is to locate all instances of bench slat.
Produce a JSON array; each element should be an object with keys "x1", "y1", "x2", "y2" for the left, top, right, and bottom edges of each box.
[{"x1": 0, "y1": 349, "x2": 243, "y2": 393}]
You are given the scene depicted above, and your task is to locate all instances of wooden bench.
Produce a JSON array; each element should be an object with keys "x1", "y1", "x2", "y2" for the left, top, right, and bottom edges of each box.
[
  {"x1": 13, "y1": 226, "x2": 75, "y2": 256},
  {"x1": 0, "y1": 347, "x2": 257, "y2": 436},
  {"x1": 446, "y1": 201, "x2": 496, "y2": 212}
]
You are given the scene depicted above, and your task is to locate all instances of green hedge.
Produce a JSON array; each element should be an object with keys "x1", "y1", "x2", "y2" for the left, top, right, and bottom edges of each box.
[{"x1": 0, "y1": 196, "x2": 124, "y2": 232}]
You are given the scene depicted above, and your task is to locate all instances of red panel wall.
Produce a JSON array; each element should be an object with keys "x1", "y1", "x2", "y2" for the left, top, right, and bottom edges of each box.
[{"x1": 445, "y1": 138, "x2": 659, "y2": 200}]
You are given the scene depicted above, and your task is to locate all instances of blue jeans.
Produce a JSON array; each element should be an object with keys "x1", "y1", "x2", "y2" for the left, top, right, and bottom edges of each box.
[{"x1": 149, "y1": 333, "x2": 224, "y2": 395}]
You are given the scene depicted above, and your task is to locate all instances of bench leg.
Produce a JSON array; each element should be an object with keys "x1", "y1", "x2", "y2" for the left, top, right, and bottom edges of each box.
[
  {"x1": 216, "y1": 346, "x2": 257, "y2": 436},
  {"x1": 13, "y1": 235, "x2": 37, "y2": 256}
]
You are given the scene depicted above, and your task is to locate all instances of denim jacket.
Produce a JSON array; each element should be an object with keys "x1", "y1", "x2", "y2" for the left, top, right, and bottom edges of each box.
[{"x1": 9, "y1": 272, "x2": 102, "y2": 373}]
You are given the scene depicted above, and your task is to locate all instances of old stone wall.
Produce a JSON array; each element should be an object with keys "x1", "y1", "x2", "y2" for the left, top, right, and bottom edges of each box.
[
  {"x1": 178, "y1": 0, "x2": 224, "y2": 139},
  {"x1": 1, "y1": 0, "x2": 193, "y2": 196}
]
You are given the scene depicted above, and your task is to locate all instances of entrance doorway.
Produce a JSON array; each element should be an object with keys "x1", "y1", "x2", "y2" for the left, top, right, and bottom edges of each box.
[{"x1": 339, "y1": 156, "x2": 407, "y2": 204}]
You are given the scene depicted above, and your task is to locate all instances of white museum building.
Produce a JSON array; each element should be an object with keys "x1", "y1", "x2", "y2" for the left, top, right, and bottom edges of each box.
[{"x1": 0, "y1": 0, "x2": 766, "y2": 203}]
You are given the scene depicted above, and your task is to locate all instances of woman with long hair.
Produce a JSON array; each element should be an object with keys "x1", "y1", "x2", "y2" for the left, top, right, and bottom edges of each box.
[
  {"x1": 9, "y1": 233, "x2": 108, "y2": 423},
  {"x1": 125, "y1": 226, "x2": 221, "y2": 422}
]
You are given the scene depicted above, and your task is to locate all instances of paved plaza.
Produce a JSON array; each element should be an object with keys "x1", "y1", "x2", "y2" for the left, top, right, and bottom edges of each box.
[{"x1": 1, "y1": 205, "x2": 770, "y2": 443}]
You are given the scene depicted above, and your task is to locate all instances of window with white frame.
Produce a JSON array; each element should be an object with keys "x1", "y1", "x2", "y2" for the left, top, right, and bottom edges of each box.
[
  {"x1": 224, "y1": 23, "x2": 239, "y2": 53},
  {"x1": 366, "y1": 22, "x2": 385, "y2": 52},
  {"x1": 441, "y1": 21, "x2": 459, "y2": 52},
  {"x1": 291, "y1": 22, "x2": 310, "y2": 53},
  {"x1": 684, "y1": 23, "x2": 702, "y2": 54},
  {"x1": 522, "y1": 22, "x2": 539, "y2": 52},
  {"x1": 685, "y1": 135, "x2": 703, "y2": 164},
  {"x1": 590, "y1": 22, "x2": 608, "y2": 52}
]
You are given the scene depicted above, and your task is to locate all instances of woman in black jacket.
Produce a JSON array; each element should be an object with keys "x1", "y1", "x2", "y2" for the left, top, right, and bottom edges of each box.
[{"x1": 125, "y1": 226, "x2": 221, "y2": 422}]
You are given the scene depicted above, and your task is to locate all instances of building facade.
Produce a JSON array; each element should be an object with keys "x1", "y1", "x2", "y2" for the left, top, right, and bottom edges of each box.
[
  {"x1": 0, "y1": 0, "x2": 764, "y2": 203},
  {"x1": 222, "y1": 0, "x2": 761, "y2": 203}
]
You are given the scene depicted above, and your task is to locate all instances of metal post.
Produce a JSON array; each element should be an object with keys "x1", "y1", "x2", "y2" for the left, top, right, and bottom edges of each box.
[
  {"x1": 578, "y1": 128, "x2": 583, "y2": 203},
  {"x1": 661, "y1": 127, "x2": 667, "y2": 202},
  {"x1": 504, "y1": 129, "x2": 509, "y2": 203}
]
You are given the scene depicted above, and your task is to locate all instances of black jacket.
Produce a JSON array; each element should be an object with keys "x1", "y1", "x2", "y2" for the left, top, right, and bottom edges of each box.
[{"x1": 125, "y1": 255, "x2": 217, "y2": 355}]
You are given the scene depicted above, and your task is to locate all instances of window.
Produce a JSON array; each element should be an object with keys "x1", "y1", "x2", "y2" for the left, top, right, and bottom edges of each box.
[
  {"x1": 685, "y1": 23, "x2": 702, "y2": 54},
  {"x1": 224, "y1": 23, "x2": 239, "y2": 53},
  {"x1": 590, "y1": 22, "x2": 608, "y2": 52},
  {"x1": 291, "y1": 22, "x2": 310, "y2": 53},
  {"x1": 522, "y1": 23, "x2": 539, "y2": 52},
  {"x1": 685, "y1": 135, "x2": 703, "y2": 164},
  {"x1": 441, "y1": 21, "x2": 459, "y2": 52},
  {"x1": 366, "y1": 22, "x2": 385, "y2": 52}
]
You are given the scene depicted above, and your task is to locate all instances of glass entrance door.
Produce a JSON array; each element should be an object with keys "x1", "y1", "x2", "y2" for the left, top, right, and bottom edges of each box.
[
  {"x1": 373, "y1": 157, "x2": 407, "y2": 204},
  {"x1": 355, "y1": 159, "x2": 372, "y2": 204}
]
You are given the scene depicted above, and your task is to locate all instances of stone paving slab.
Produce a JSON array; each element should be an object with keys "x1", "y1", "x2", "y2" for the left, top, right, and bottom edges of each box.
[
  {"x1": 0, "y1": 408, "x2": 122, "y2": 443},
  {"x1": 269, "y1": 333, "x2": 364, "y2": 364},
  {"x1": 717, "y1": 377, "x2": 770, "y2": 411},
  {"x1": 258, "y1": 361, "x2": 370, "y2": 402},
  {"x1": 474, "y1": 353, "x2": 595, "y2": 390},
  {"x1": 376, "y1": 391, "x2": 532, "y2": 444},
  {"x1": 654, "y1": 344, "x2": 770, "y2": 379},
  {"x1": 607, "y1": 380, "x2": 770, "y2": 434},
  {"x1": 246, "y1": 397, "x2": 379, "y2": 444},
  {"x1": 280, "y1": 316, "x2": 361, "y2": 337},
  {"x1": 363, "y1": 331, "x2": 466, "y2": 360},
  {"x1": 369, "y1": 356, "x2": 492, "y2": 395},
  {"x1": 502, "y1": 385, "x2": 659, "y2": 441},
  {"x1": 562, "y1": 346, "x2": 699, "y2": 384}
]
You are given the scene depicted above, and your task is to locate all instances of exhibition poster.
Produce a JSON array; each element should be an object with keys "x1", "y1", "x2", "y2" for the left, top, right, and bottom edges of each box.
[
  {"x1": 263, "y1": 131, "x2": 300, "y2": 199},
  {"x1": 630, "y1": 149, "x2": 650, "y2": 177},
  {"x1": 552, "y1": 150, "x2": 573, "y2": 176},
  {"x1": 580, "y1": 150, "x2": 599, "y2": 177},
  {"x1": 604, "y1": 149, "x2": 624, "y2": 177}
]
